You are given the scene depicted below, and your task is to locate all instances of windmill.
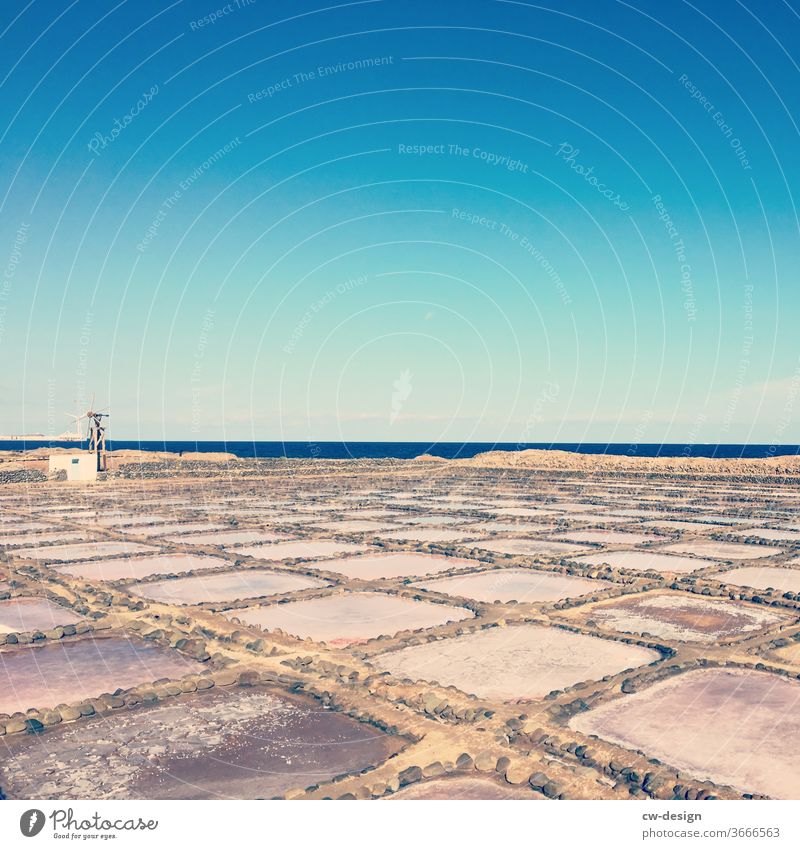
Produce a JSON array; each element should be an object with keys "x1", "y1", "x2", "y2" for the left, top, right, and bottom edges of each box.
[
  {"x1": 58, "y1": 412, "x2": 85, "y2": 442},
  {"x1": 71, "y1": 395, "x2": 110, "y2": 471}
]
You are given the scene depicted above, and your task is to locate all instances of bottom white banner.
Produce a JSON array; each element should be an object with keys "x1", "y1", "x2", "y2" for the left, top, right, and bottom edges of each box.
[{"x1": 0, "y1": 799, "x2": 796, "y2": 849}]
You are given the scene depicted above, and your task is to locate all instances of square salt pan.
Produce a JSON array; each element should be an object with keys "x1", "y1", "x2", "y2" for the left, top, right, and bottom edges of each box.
[
  {"x1": 233, "y1": 540, "x2": 371, "y2": 560},
  {"x1": 377, "y1": 529, "x2": 475, "y2": 543},
  {"x1": 414, "y1": 568, "x2": 612, "y2": 603},
  {"x1": 165, "y1": 530, "x2": 288, "y2": 546},
  {"x1": 0, "y1": 521, "x2": 51, "y2": 533},
  {"x1": 731, "y1": 528, "x2": 800, "y2": 542},
  {"x1": 661, "y1": 540, "x2": 783, "y2": 560},
  {"x1": 556, "y1": 530, "x2": 661, "y2": 545},
  {"x1": 571, "y1": 550, "x2": 716, "y2": 574},
  {"x1": 710, "y1": 566, "x2": 800, "y2": 593},
  {"x1": 464, "y1": 538, "x2": 588, "y2": 556},
  {"x1": 375, "y1": 625, "x2": 660, "y2": 700},
  {"x1": 58, "y1": 553, "x2": 230, "y2": 582},
  {"x1": 586, "y1": 592, "x2": 788, "y2": 643},
  {"x1": 314, "y1": 520, "x2": 400, "y2": 532},
  {"x1": 319, "y1": 552, "x2": 477, "y2": 579},
  {"x1": 0, "y1": 597, "x2": 84, "y2": 633},
  {"x1": 639, "y1": 520, "x2": 723, "y2": 532},
  {"x1": 121, "y1": 522, "x2": 229, "y2": 537},
  {"x1": 232, "y1": 592, "x2": 473, "y2": 645},
  {"x1": 125, "y1": 569, "x2": 327, "y2": 605},
  {"x1": 0, "y1": 635, "x2": 203, "y2": 715},
  {"x1": 0, "y1": 532, "x2": 85, "y2": 547},
  {"x1": 12, "y1": 541, "x2": 157, "y2": 562},
  {"x1": 570, "y1": 669, "x2": 800, "y2": 799}
]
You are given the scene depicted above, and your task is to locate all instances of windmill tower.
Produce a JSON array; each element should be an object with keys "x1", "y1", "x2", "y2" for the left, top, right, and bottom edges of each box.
[{"x1": 73, "y1": 395, "x2": 109, "y2": 471}]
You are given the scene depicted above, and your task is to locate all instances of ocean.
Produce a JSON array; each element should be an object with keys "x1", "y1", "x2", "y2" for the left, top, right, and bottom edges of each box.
[{"x1": 1, "y1": 440, "x2": 798, "y2": 460}]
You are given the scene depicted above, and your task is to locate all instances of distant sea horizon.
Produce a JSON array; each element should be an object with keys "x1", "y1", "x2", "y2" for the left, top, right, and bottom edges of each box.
[{"x1": 1, "y1": 440, "x2": 798, "y2": 460}]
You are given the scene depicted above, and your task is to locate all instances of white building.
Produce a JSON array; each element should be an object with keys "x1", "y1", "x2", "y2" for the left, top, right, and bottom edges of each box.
[{"x1": 48, "y1": 453, "x2": 98, "y2": 482}]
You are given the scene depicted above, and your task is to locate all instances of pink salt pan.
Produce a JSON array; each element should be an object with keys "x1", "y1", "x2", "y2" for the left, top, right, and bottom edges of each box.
[
  {"x1": 125, "y1": 569, "x2": 327, "y2": 605},
  {"x1": 571, "y1": 668, "x2": 800, "y2": 799},
  {"x1": 0, "y1": 597, "x2": 83, "y2": 633},
  {"x1": 58, "y1": 553, "x2": 229, "y2": 582},
  {"x1": 377, "y1": 625, "x2": 659, "y2": 700},
  {"x1": 233, "y1": 592, "x2": 472, "y2": 644},
  {"x1": 414, "y1": 568, "x2": 611, "y2": 603},
  {"x1": 319, "y1": 552, "x2": 477, "y2": 579}
]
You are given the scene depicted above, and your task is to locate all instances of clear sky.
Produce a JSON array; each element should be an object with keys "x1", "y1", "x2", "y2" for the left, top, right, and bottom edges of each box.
[{"x1": 1, "y1": 0, "x2": 798, "y2": 443}]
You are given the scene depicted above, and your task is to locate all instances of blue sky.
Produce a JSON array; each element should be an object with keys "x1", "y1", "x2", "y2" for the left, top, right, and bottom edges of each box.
[{"x1": 1, "y1": 0, "x2": 798, "y2": 443}]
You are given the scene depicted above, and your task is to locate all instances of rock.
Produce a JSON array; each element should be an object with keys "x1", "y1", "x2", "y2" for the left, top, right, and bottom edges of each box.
[
  {"x1": 41, "y1": 710, "x2": 62, "y2": 727},
  {"x1": 398, "y1": 766, "x2": 423, "y2": 786},
  {"x1": 5, "y1": 718, "x2": 27, "y2": 734},
  {"x1": 59, "y1": 706, "x2": 81, "y2": 722},
  {"x1": 474, "y1": 751, "x2": 497, "y2": 772},
  {"x1": 529, "y1": 771, "x2": 550, "y2": 791},
  {"x1": 542, "y1": 780, "x2": 563, "y2": 798},
  {"x1": 423, "y1": 761, "x2": 445, "y2": 778},
  {"x1": 423, "y1": 694, "x2": 440, "y2": 714},
  {"x1": 495, "y1": 756, "x2": 511, "y2": 774},
  {"x1": 237, "y1": 669, "x2": 260, "y2": 687},
  {"x1": 455, "y1": 753, "x2": 474, "y2": 770}
]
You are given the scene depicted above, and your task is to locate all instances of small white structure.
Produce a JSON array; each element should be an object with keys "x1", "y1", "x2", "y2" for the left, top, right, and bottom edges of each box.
[{"x1": 49, "y1": 453, "x2": 98, "y2": 482}]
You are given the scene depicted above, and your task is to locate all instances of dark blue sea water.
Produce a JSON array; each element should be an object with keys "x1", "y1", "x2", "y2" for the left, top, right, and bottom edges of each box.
[{"x1": 1, "y1": 440, "x2": 798, "y2": 460}]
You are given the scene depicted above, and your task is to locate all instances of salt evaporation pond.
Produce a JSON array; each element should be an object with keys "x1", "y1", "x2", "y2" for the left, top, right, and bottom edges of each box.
[
  {"x1": 321, "y1": 552, "x2": 477, "y2": 579},
  {"x1": 58, "y1": 553, "x2": 230, "y2": 582},
  {"x1": 571, "y1": 550, "x2": 716, "y2": 574},
  {"x1": 12, "y1": 540, "x2": 157, "y2": 562},
  {"x1": 465, "y1": 538, "x2": 587, "y2": 556},
  {"x1": 711, "y1": 566, "x2": 800, "y2": 593},
  {"x1": 315, "y1": 520, "x2": 400, "y2": 532},
  {"x1": 557, "y1": 530, "x2": 660, "y2": 545},
  {"x1": 732, "y1": 528, "x2": 800, "y2": 542},
  {"x1": 586, "y1": 592, "x2": 787, "y2": 643},
  {"x1": 0, "y1": 687, "x2": 404, "y2": 800},
  {"x1": 91, "y1": 514, "x2": 174, "y2": 527},
  {"x1": 394, "y1": 516, "x2": 470, "y2": 526},
  {"x1": 0, "y1": 597, "x2": 83, "y2": 633},
  {"x1": 234, "y1": 540, "x2": 371, "y2": 560},
  {"x1": 234, "y1": 592, "x2": 472, "y2": 644},
  {"x1": 0, "y1": 531, "x2": 84, "y2": 546},
  {"x1": 124, "y1": 522, "x2": 227, "y2": 537},
  {"x1": 378, "y1": 529, "x2": 474, "y2": 543},
  {"x1": 0, "y1": 635, "x2": 202, "y2": 714},
  {"x1": 414, "y1": 568, "x2": 611, "y2": 603},
  {"x1": 0, "y1": 520, "x2": 50, "y2": 533},
  {"x1": 661, "y1": 541, "x2": 783, "y2": 560},
  {"x1": 570, "y1": 669, "x2": 800, "y2": 799},
  {"x1": 126, "y1": 569, "x2": 327, "y2": 604},
  {"x1": 640, "y1": 520, "x2": 721, "y2": 532},
  {"x1": 166, "y1": 529, "x2": 287, "y2": 546},
  {"x1": 462, "y1": 521, "x2": 552, "y2": 533},
  {"x1": 376, "y1": 625, "x2": 660, "y2": 700}
]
